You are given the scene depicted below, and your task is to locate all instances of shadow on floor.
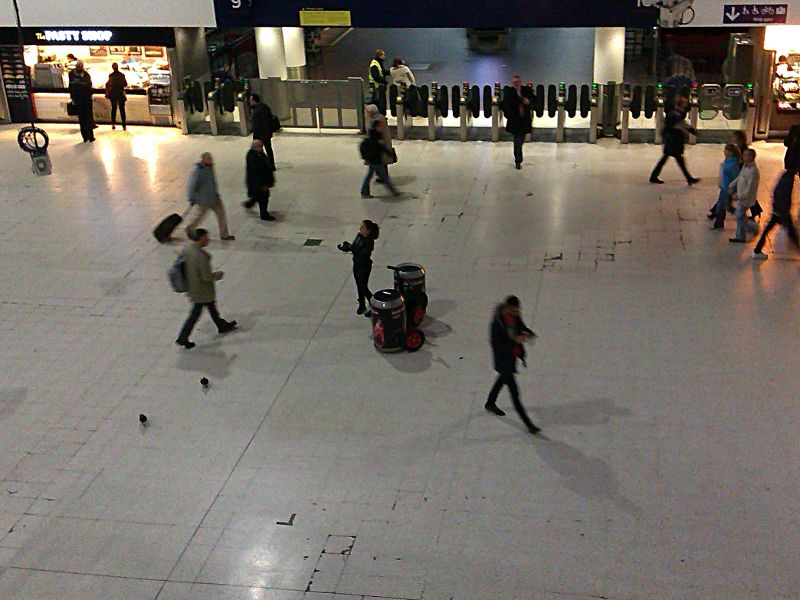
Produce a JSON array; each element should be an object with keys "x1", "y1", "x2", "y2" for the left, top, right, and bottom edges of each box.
[{"x1": 535, "y1": 397, "x2": 632, "y2": 427}]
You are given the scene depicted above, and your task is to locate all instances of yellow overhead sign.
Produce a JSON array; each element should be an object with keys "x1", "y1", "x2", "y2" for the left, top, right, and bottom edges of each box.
[{"x1": 299, "y1": 9, "x2": 351, "y2": 26}]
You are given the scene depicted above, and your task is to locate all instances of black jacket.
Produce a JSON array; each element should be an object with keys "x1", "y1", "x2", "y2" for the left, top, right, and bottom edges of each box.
[
  {"x1": 772, "y1": 170, "x2": 795, "y2": 217},
  {"x1": 362, "y1": 128, "x2": 391, "y2": 165},
  {"x1": 251, "y1": 103, "x2": 274, "y2": 141},
  {"x1": 490, "y1": 307, "x2": 534, "y2": 375},
  {"x1": 105, "y1": 70, "x2": 127, "y2": 101},
  {"x1": 350, "y1": 233, "x2": 374, "y2": 266},
  {"x1": 502, "y1": 86, "x2": 533, "y2": 136},
  {"x1": 68, "y1": 70, "x2": 93, "y2": 107},
  {"x1": 662, "y1": 107, "x2": 693, "y2": 157},
  {"x1": 785, "y1": 125, "x2": 800, "y2": 172},
  {"x1": 246, "y1": 148, "x2": 275, "y2": 197}
]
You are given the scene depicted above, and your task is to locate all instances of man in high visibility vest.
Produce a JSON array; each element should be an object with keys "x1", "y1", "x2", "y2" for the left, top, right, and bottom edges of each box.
[{"x1": 368, "y1": 49, "x2": 389, "y2": 115}]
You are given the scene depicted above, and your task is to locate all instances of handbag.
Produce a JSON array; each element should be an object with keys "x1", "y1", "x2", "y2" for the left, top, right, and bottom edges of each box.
[
  {"x1": 270, "y1": 113, "x2": 282, "y2": 132},
  {"x1": 66, "y1": 102, "x2": 78, "y2": 116}
]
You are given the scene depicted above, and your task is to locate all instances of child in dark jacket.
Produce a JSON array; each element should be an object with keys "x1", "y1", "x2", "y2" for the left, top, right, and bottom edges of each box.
[
  {"x1": 485, "y1": 296, "x2": 541, "y2": 435},
  {"x1": 338, "y1": 220, "x2": 381, "y2": 315},
  {"x1": 752, "y1": 169, "x2": 798, "y2": 260}
]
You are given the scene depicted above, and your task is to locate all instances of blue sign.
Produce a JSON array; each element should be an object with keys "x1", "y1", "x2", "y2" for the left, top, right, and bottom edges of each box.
[
  {"x1": 214, "y1": 0, "x2": 657, "y2": 28},
  {"x1": 723, "y1": 4, "x2": 788, "y2": 24}
]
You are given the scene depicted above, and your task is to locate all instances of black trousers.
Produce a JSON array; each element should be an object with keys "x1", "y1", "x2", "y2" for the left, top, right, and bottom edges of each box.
[
  {"x1": 753, "y1": 214, "x2": 799, "y2": 254},
  {"x1": 487, "y1": 372, "x2": 537, "y2": 430},
  {"x1": 178, "y1": 302, "x2": 226, "y2": 342},
  {"x1": 110, "y1": 98, "x2": 126, "y2": 127},
  {"x1": 650, "y1": 153, "x2": 693, "y2": 182},
  {"x1": 245, "y1": 189, "x2": 271, "y2": 219},
  {"x1": 513, "y1": 134, "x2": 525, "y2": 166},
  {"x1": 371, "y1": 85, "x2": 387, "y2": 116},
  {"x1": 263, "y1": 138, "x2": 275, "y2": 169},
  {"x1": 353, "y1": 263, "x2": 372, "y2": 308},
  {"x1": 78, "y1": 106, "x2": 94, "y2": 141}
]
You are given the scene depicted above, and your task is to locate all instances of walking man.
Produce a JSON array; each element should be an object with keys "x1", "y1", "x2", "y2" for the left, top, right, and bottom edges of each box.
[
  {"x1": 752, "y1": 169, "x2": 798, "y2": 260},
  {"x1": 649, "y1": 94, "x2": 700, "y2": 185},
  {"x1": 244, "y1": 139, "x2": 276, "y2": 221},
  {"x1": 186, "y1": 152, "x2": 235, "y2": 241},
  {"x1": 105, "y1": 62, "x2": 127, "y2": 130},
  {"x1": 175, "y1": 229, "x2": 238, "y2": 349},
  {"x1": 249, "y1": 94, "x2": 276, "y2": 168},
  {"x1": 485, "y1": 296, "x2": 541, "y2": 435},
  {"x1": 68, "y1": 60, "x2": 94, "y2": 142},
  {"x1": 502, "y1": 75, "x2": 532, "y2": 170},
  {"x1": 728, "y1": 148, "x2": 760, "y2": 244}
]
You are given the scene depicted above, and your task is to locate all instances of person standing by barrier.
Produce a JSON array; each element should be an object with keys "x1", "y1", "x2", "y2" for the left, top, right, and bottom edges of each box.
[
  {"x1": 502, "y1": 75, "x2": 532, "y2": 170},
  {"x1": 728, "y1": 148, "x2": 760, "y2": 244},
  {"x1": 360, "y1": 121, "x2": 399, "y2": 198},
  {"x1": 186, "y1": 153, "x2": 235, "y2": 241},
  {"x1": 105, "y1": 63, "x2": 128, "y2": 131},
  {"x1": 752, "y1": 169, "x2": 798, "y2": 260},
  {"x1": 338, "y1": 220, "x2": 380, "y2": 317},
  {"x1": 175, "y1": 228, "x2": 238, "y2": 349},
  {"x1": 649, "y1": 95, "x2": 700, "y2": 185},
  {"x1": 710, "y1": 144, "x2": 741, "y2": 230},
  {"x1": 389, "y1": 57, "x2": 415, "y2": 88},
  {"x1": 244, "y1": 140, "x2": 276, "y2": 221},
  {"x1": 368, "y1": 49, "x2": 389, "y2": 116},
  {"x1": 485, "y1": 296, "x2": 541, "y2": 435},
  {"x1": 69, "y1": 60, "x2": 95, "y2": 143},
  {"x1": 250, "y1": 94, "x2": 276, "y2": 169}
]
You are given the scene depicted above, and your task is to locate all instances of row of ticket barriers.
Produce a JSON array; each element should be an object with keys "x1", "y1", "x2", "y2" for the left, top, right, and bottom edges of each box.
[
  {"x1": 387, "y1": 80, "x2": 757, "y2": 144},
  {"x1": 176, "y1": 75, "x2": 758, "y2": 145}
]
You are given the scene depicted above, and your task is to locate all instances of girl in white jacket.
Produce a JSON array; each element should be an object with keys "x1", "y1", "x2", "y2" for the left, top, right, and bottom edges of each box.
[{"x1": 390, "y1": 58, "x2": 415, "y2": 88}]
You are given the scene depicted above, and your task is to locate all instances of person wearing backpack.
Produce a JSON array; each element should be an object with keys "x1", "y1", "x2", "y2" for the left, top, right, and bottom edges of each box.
[
  {"x1": 360, "y1": 121, "x2": 399, "y2": 198},
  {"x1": 175, "y1": 229, "x2": 237, "y2": 349},
  {"x1": 249, "y1": 94, "x2": 277, "y2": 169}
]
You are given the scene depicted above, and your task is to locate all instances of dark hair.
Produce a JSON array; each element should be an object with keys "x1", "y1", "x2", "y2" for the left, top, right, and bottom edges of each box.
[
  {"x1": 194, "y1": 228, "x2": 209, "y2": 240},
  {"x1": 250, "y1": 93, "x2": 261, "y2": 103},
  {"x1": 374, "y1": 49, "x2": 384, "y2": 59},
  {"x1": 363, "y1": 219, "x2": 380, "y2": 240},
  {"x1": 743, "y1": 148, "x2": 756, "y2": 159},
  {"x1": 779, "y1": 55, "x2": 788, "y2": 62},
  {"x1": 111, "y1": 62, "x2": 118, "y2": 70},
  {"x1": 505, "y1": 295, "x2": 520, "y2": 307},
  {"x1": 392, "y1": 57, "x2": 403, "y2": 68},
  {"x1": 724, "y1": 144, "x2": 741, "y2": 160}
]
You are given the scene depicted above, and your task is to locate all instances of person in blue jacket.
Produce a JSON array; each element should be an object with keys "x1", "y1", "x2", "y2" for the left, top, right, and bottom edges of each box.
[{"x1": 710, "y1": 144, "x2": 741, "y2": 230}]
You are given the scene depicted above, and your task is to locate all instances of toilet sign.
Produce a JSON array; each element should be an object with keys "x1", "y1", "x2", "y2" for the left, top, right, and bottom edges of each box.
[{"x1": 723, "y1": 3, "x2": 788, "y2": 23}]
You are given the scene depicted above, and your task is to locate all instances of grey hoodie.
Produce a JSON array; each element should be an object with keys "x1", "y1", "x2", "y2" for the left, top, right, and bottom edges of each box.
[{"x1": 187, "y1": 162, "x2": 220, "y2": 207}]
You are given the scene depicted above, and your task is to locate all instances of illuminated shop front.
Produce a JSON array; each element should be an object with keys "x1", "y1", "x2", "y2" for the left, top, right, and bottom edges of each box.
[
  {"x1": 763, "y1": 24, "x2": 800, "y2": 135},
  {"x1": 0, "y1": 27, "x2": 176, "y2": 126}
]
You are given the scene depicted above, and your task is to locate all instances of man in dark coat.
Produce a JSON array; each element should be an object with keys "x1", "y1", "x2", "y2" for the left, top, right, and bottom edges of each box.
[
  {"x1": 244, "y1": 140, "x2": 276, "y2": 221},
  {"x1": 249, "y1": 94, "x2": 276, "y2": 168},
  {"x1": 752, "y1": 169, "x2": 798, "y2": 260},
  {"x1": 785, "y1": 125, "x2": 800, "y2": 173},
  {"x1": 105, "y1": 62, "x2": 128, "y2": 130},
  {"x1": 69, "y1": 60, "x2": 94, "y2": 142},
  {"x1": 649, "y1": 94, "x2": 700, "y2": 185},
  {"x1": 502, "y1": 75, "x2": 533, "y2": 170},
  {"x1": 486, "y1": 295, "x2": 541, "y2": 435}
]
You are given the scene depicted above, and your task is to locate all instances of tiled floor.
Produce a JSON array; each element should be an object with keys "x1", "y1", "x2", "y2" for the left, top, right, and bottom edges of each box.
[{"x1": 0, "y1": 123, "x2": 798, "y2": 600}]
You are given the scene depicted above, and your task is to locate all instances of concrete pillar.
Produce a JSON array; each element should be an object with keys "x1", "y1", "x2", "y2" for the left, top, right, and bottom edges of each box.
[
  {"x1": 282, "y1": 27, "x2": 307, "y2": 80},
  {"x1": 255, "y1": 27, "x2": 287, "y2": 80},
  {"x1": 593, "y1": 27, "x2": 626, "y2": 84}
]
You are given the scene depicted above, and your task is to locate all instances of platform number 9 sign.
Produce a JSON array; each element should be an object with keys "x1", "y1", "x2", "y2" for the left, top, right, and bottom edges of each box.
[{"x1": 231, "y1": 0, "x2": 241, "y2": 7}]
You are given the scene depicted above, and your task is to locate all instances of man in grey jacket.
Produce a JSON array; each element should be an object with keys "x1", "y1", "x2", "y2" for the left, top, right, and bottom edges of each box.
[
  {"x1": 185, "y1": 152, "x2": 235, "y2": 241},
  {"x1": 176, "y1": 229, "x2": 237, "y2": 349}
]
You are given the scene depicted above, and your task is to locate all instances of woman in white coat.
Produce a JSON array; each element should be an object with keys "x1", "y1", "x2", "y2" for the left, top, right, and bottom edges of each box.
[{"x1": 389, "y1": 57, "x2": 415, "y2": 88}]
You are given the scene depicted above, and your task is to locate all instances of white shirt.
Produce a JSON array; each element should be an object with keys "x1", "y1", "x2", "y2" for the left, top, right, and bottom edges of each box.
[
  {"x1": 390, "y1": 65, "x2": 415, "y2": 88},
  {"x1": 728, "y1": 162, "x2": 760, "y2": 208}
]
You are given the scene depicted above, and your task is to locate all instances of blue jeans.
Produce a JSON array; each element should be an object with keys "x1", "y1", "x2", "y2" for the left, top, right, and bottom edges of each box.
[
  {"x1": 713, "y1": 189, "x2": 729, "y2": 226},
  {"x1": 361, "y1": 164, "x2": 397, "y2": 196},
  {"x1": 735, "y1": 204, "x2": 758, "y2": 240}
]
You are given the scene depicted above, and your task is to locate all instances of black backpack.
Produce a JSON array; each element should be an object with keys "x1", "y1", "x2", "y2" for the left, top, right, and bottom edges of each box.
[{"x1": 359, "y1": 137, "x2": 380, "y2": 163}]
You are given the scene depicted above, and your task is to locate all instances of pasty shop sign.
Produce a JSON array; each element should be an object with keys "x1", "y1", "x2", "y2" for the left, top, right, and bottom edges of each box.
[{"x1": 35, "y1": 30, "x2": 114, "y2": 43}]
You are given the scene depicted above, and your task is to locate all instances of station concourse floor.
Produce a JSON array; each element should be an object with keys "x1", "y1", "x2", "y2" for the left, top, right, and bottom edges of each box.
[{"x1": 0, "y1": 124, "x2": 798, "y2": 600}]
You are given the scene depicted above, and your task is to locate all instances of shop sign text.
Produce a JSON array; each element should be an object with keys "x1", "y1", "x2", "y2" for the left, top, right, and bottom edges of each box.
[{"x1": 35, "y1": 30, "x2": 114, "y2": 43}]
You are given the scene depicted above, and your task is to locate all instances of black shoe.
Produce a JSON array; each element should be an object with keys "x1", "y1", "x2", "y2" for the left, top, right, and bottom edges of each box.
[
  {"x1": 122, "y1": 125, "x2": 127, "y2": 131},
  {"x1": 218, "y1": 321, "x2": 238, "y2": 334},
  {"x1": 112, "y1": 125, "x2": 116, "y2": 130},
  {"x1": 527, "y1": 424, "x2": 542, "y2": 435},
  {"x1": 176, "y1": 339, "x2": 195, "y2": 349},
  {"x1": 242, "y1": 201, "x2": 254, "y2": 210},
  {"x1": 89, "y1": 138, "x2": 95, "y2": 142},
  {"x1": 687, "y1": 177, "x2": 701, "y2": 185},
  {"x1": 485, "y1": 403, "x2": 506, "y2": 416},
  {"x1": 363, "y1": 310, "x2": 372, "y2": 318},
  {"x1": 356, "y1": 305, "x2": 366, "y2": 315},
  {"x1": 649, "y1": 177, "x2": 664, "y2": 184},
  {"x1": 261, "y1": 214, "x2": 277, "y2": 222},
  {"x1": 515, "y1": 163, "x2": 521, "y2": 170},
  {"x1": 729, "y1": 238, "x2": 746, "y2": 243}
]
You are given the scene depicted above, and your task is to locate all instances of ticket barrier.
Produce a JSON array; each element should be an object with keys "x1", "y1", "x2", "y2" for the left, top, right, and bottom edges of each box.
[
  {"x1": 555, "y1": 82, "x2": 567, "y2": 143},
  {"x1": 688, "y1": 83, "x2": 699, "y2": 145},
  {"x1": 236, "y1": 79, "x2": 251, "y2": 136},
  {"x1": 207, "y1": 79, "x2": 236, "y2": 136},
  {"x1": 427, "y1": 82, "x2": 449, "y2": 141},
  {"x1": 588, "y1": 83, "x2": 600, "y2": 143},
  {"x1": 654, "y1": 83, "x2": 665, "y2": 145},
  {"x1": 722, "y1": 83, "x2": 756, "y2": 144},
  {"x1": 177, "y1": 76, "x2": 208, "y2": 135},
  {"x1": 620, "y1": 83, "x2": 632, "y2": 144},
  {"x1": 491, "y1": 82, "x2": 503, "y2": 142},
  {"x1": 459, "y1": 82, "x2": 472, "y2": 142}
]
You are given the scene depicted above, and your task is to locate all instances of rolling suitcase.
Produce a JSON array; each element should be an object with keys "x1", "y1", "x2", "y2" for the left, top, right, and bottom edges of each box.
[{"x1": 153, "y1": 207, "x2": 191, "y2": 243}]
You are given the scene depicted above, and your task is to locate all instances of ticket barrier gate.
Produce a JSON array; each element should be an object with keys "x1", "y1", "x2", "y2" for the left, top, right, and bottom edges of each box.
[
  {"x1": 236, "y1": 79, "x2": 251, "y2": 137},
  {"x1": 391, "y1": 83, "x2": 428, "y2": 140},
  {"x1": 427, "y1": 82, "x2": 448, "y2": 141},
  {"x1": 588, "y1": 83, "x2": 600, "y2": 143},
  {"x1": 459, "y1": 82, "x2": 472, "y2": 142},
  {"x1": 177, "y1": 76, "x2": 208, "y2": 135},
  {"x1": 620, "y1": 83, "x2": 632, "y2": 144},
  {"x1": 207, "y1": 79, "x2": 236, "y2": 136},
  {"x1": 723, "y1": 83, "x2": 756, "y2": 144},
  {"x1": 654, "y1": 84, "x2": 666, "y2": 145},
  {"x1": 688, "y1": 83, "x2": 699, "y2": 145},
  {"x1": 555, "y1": 82, "x2": 567, "y2": 143},
  {"x1": 491, "y1": 82, "x2": 503, "y2": 142},
  {"x1": 619, "y1": 84, "x2": 658, "y2": 144}
]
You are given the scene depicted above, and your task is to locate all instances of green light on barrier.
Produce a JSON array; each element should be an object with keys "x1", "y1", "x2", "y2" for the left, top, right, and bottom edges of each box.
[
  {"x1": 657, "y1": 83, "x2": 663, "y2": 89},
  {"x1": 747, "y1": 83, "x2": 753, "y2": 89}
]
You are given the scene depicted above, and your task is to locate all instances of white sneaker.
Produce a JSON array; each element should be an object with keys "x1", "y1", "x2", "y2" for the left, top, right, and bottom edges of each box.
[{"x1": 752, "y1": 252, "x2": 768, "y2": 260}]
